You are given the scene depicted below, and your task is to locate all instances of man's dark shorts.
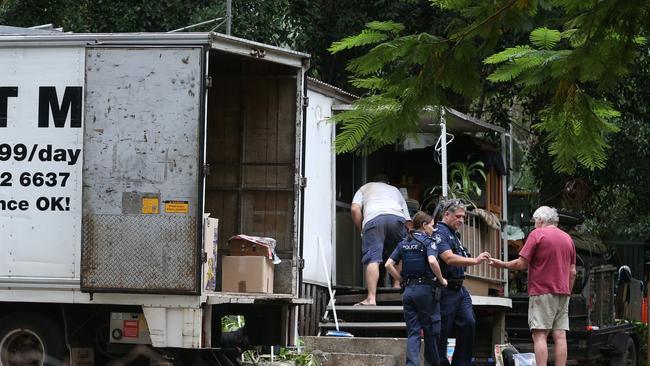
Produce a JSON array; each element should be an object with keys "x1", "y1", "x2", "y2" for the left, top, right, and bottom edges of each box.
[{"x1": 361, "y1": 214, "x2": 407, "y2": 265}]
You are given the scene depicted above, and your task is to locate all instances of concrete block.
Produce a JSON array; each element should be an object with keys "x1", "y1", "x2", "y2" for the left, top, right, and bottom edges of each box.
[
  {"x1": 302, "y1": 336, "x2": 405, "y2": 356},
  {"x1": 312, "y1": 350, "x2": 396, "y2": 366}
]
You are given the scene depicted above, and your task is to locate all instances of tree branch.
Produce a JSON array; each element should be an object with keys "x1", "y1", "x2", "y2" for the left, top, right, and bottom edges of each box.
[{"x1": 451, "y1": 0, "x2": 520, "y2": 46}]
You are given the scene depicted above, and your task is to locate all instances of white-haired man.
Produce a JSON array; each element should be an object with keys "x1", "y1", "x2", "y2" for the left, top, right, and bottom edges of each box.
[{"x1": 489, "y1": 206, "x2": 576, "y2": 366}]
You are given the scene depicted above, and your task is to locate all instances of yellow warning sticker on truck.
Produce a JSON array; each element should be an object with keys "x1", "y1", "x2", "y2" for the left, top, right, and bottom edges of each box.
[
  {"x1": 165, "y1": 200, "x2": 189, "y2": 213},
  {"x1": 142, "y1": 197, "x2": 159, "y2": 214}
]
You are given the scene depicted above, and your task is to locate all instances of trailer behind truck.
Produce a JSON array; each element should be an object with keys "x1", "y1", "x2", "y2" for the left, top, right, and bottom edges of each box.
[{"x1": 0, "y1": 30, "x2": 310, "y2": 365}]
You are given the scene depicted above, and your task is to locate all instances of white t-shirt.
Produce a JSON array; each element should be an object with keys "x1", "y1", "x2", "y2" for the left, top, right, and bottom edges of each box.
[{"x1": 352, "y1": 182, "x2": 411, "y2": 228}]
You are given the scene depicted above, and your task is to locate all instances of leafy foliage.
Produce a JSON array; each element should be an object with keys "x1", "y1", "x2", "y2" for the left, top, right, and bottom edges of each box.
[
  {"x1": 449, "y1": 160, "x2": 486, "y2": 200},
  {"x1": 329, "y1": 18, "x2": 473, "y2": 154},
  {"x1": 484, "y1": 26, "x2": 623, "y2": 173},
  {"x1": 221, "y1": 315, "x2": 244, "y2": 332},
  {"x1": 0, "y1": 0, "x2": 93, "y2": 31},
  {"x1": 529, "y1": 27, "x2": 561, "y2": 49},
  {"x1": 329, "y1": 20, "x2": 404, "y2": 53},
  {"x1": 331, "y1": 0, "x2": 650, "y2": 174},
  {"x1": 0, "y1": 0, "x2": 300, "y2": 46},
  {"x1": 261, "y1": 346, "x2": 319, "y2": 366},
  {"x1": 527, "y1": 50, "x2": 650, "y2": 240},
  {"x1": 289, "y1": 0, "x2": 450, "y2": 88}
]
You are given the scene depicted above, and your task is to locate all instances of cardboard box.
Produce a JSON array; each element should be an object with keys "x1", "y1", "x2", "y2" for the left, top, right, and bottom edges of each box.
[
  {"x1": 222, "y1": 256, "x2": 274, "y2": 293},
  {"x1": 229, "y1": 238, "x2": 269, "y2": 257}
]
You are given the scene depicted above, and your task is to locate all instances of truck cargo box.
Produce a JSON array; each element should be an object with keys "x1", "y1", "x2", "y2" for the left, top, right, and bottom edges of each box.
[{"x1": 0, "y1": 32, "x2": 310, "y2": 358}]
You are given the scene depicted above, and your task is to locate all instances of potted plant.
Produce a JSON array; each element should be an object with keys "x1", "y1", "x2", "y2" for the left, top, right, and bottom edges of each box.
[{"x1": 421, "y1": 158, "x2": 486, "y2": 212}]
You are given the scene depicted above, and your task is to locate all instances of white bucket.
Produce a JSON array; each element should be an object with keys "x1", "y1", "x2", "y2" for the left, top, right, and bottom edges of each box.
[{"x1": 513, "y1": 353, "x2": 536, "y2": 366}]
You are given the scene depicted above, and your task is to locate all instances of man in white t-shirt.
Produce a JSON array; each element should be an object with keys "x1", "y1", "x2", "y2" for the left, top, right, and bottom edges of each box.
[{"x1": 351, "y1": 174, "x2": 412, "y2": 305}]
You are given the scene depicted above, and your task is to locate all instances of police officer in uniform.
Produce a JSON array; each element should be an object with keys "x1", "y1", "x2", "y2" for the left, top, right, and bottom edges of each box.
[
  {"x1": 386, "y1": 211, "x2": 448, "y2": 366},
  {"x1": 434, "y1": 200, "x2": 490, "y2": 366}
]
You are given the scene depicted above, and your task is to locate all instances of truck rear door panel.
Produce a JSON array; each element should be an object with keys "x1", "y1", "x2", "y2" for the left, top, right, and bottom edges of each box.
[{"x1": 81, "y1": 47, "x2": 204, "y2": 294}]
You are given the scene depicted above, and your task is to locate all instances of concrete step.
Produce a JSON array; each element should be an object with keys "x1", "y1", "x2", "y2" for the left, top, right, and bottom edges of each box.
[
  {"x1": 334, "y1": 292, "x2": 402, "y2": 305},
  {"x1": 311, "y1": 351, "x2": 397, "y2": 366},
  {"x1": 321, "y1": 305, "x2": 406, "y2": 337},
  {"x1": 303, "y1": 336, "x2": 406, "y2": 357},
  {"x1": 303, "y1": 336, "x2": 430, "y2": 366},
  {"x1": 319, "y1": 321, "x2": 406, "y2": 330},
  {"x1": 327, "y1": 305, "x2": 404, "y2": 313}
]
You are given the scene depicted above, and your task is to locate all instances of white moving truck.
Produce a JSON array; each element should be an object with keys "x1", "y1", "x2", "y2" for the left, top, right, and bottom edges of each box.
[{"x1": 0, "y1": 29, "x2": 310, "y2": 365}]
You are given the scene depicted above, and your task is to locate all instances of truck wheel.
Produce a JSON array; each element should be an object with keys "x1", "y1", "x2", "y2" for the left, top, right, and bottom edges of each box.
[
  {"x1": 0, "y1": 313, "x2": 66, "y2": 366},
  {"x1": 609, "y1": 337, "x2": 637, "y2": 366}
]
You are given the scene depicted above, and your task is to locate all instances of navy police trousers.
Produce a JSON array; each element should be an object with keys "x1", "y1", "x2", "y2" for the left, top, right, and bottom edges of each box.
[
  {"x1": 403, "y1": 284, "x2": 441, "y2": 366},
  {"x1": 437, "y1": 286, "x2": 475, "y2": 366}
]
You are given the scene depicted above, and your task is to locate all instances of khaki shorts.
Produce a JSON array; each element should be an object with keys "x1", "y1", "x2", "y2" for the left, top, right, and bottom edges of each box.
[{"x1": 528, "y1": 294, "x2": 570, "y2": 330}]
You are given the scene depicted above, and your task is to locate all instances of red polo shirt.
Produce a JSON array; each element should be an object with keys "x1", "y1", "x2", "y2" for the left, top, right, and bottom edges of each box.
[{"x1": 519, "y1": 226, "x2": 576, "y2": 296}]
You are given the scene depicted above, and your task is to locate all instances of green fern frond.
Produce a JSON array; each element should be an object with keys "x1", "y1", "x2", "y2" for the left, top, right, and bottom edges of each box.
[
  {"x1": 440, "y1": 59, "x2": 482, "y2": 97},
  {"x1": 398, "y1": 33, "x2": 446, "y2": 65},
  {"x1": 483, "y1": 45, "x2": 534, "y2": 64},
  {"x1": 518, "y1": 69, "x2": 547, "y2": 88},
  {"x1": 487, "y1": 61, "x2": 531, "y2": 82},
  {"x1": 346, "y1": 41, "x2": 403, "y2": 75},
  {"x1": 350, "y1": 76, "x2": 386, "y2": 91},
  {"x1": 535, "y1": 89, "x2": 621, "y2": 173},
  {"x1": 590, "y1": 101, "x2": 621, "y2": 120},
  {"x1": 329, "y1": 29, "x2": 389, "y2": 54},
  {"x1": 560, "y1": 29, "x2": 577, "y2": 39},
  {"x1": 332, "y1": 93, "x2": 424, "y2": 155},
  {"x1": 529, "y1": 27, "x2": 561, "y2": 50},
  {"x1": 349, "y1": 33, "x2": 446, "y2": 74},
  {"x1": 429, "y1": 0, "x2": 472, "y2": 10},
  {"x1": 365, "y1": 20, "x2": 405, "y2": 34},
  {"x1": 332, "y1": 111, "x2": 374, "y2": 154},
  {"x1": 515, "y1": 50, "x2": 571, "y2": 87},
  {"x1": 329, "y1": 21, "x2": 407, "y2": 54},
  {"x1": 539, "y1": 49, "x2": 571, "y2": 64}
]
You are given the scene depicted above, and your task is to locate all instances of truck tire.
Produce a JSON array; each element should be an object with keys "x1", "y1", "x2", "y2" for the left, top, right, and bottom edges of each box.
[
  {"x1": 0, "y1": 313, "x2": 66, "y2": 366},
  {"x1": 609, "y1": 337, "x2": 637, "y2": 366}
]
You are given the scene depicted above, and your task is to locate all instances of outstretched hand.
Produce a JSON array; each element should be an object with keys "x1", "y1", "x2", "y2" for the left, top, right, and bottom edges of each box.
[
  {"x1": 476, "y1": 252, "x2": 491, "y2": 264},
  {"x1": 488, "y1": 258, "x2": 505, "y2": 268}
]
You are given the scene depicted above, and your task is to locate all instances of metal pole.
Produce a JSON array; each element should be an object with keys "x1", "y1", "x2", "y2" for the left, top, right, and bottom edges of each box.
[
  {"x1": 318, "y1": 236, "x2": 340, "y2": 331},
  {"x1": 440, "y1": 108, "x2": 448, "y2": 198},
  {"x1": 226, "y1": 0, "x2": 232, "y2": 35},
  {"x1": 508, "y1": 123, "x2": 514, "y2": 192},
  {"x1": 502, "y1": 126, "x2": 509, "y2": 297}
]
